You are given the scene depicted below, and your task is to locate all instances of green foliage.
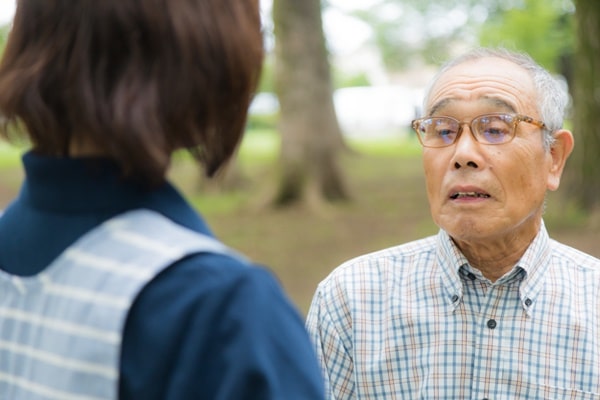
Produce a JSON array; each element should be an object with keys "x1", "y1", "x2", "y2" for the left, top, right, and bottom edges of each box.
[
  {"x1": 479, "y1": 0, "x2": 575, "y2": 73},
  {"x1": 246, "y1": 112, "x2": 278, "y2": 131},
  {"x1": 333, "y1": 69, "x2": 371, "y2": 89},
  {"x1": 187, "y1": 190, "x2": 248, "y2": 216},
  {"x1": 338, "y1": 0, "x2": 575, "y2": 73},
  {"x1": 238, "y1": 129, "x2": 280, "y2": 164},
  {"x1": 240, "y1": 128, "x2": 422, "y2": 161},
  {"x1": 347, "y1": 136, "x2": 422, "y2": 157},
  {"x1": 350, "y1": 7, "x2": 418, "y2": 71},
  {"x1": 0, "y1": 142, "x2": 23, "y2": 168},
  {"x1": 544, "y1": 193, "x2": 590, "y2": 229},
  {"x1": 257, "y1": 54, "x2": 276, "y2": 93},
  {"x1": 347, "y1": 1, "x2": 488, "y2": 70},
  {"x1": 0, "y1": 24, "x2": 9, "y2": 50}
]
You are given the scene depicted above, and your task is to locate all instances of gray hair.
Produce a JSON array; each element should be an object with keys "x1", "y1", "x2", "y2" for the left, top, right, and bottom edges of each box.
[{"x1": 423, "y1": 47, "x2": 568, "y2": 149}]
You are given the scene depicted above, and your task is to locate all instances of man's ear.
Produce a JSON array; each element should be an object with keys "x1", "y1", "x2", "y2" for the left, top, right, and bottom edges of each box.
[{"x1": 547, "y1": 129, "x2": 574, "y2": 191}]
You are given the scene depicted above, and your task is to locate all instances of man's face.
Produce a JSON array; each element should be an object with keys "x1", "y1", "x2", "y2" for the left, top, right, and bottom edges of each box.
[{"x1": 423, "y1": 57, "x2": 560, "y2": 245}]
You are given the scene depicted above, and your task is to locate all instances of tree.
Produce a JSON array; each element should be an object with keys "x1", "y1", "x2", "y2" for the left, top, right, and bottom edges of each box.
[
  {"x1": 567, "y1": 0, "x2": 600, "y2": 213},
  {"x1": 344, "y1": 0, "x2": 575, "y2": 73},
  {"x1": 272, "y1": 0, "x2": 349, "y2": 207},
  {"x1": 479, "y1": 0, "x2": 575, "y2": 86},
  {"x1": 345, "y1": 0, "x2": 493, "y2": 71}
]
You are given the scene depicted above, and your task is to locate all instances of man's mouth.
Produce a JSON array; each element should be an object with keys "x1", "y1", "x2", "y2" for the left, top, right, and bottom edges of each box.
[{"x1": 450, "y1": 191, "x2": 491, "y2": 200}]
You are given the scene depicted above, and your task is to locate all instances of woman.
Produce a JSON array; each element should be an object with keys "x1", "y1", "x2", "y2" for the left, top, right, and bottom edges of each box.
[{"x1": 0, "y1": 0, "x2": 324, "y2": 398}]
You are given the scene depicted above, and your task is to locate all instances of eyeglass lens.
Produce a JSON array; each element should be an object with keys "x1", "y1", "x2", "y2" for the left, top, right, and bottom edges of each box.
[{"x1": 417, "y1": 114, "x2": 516, "y2": 147}]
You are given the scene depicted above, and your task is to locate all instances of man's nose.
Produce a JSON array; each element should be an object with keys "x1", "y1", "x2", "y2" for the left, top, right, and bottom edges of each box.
[{"x1": 452, "y1": 124, "x2": 482, "y2": 169}]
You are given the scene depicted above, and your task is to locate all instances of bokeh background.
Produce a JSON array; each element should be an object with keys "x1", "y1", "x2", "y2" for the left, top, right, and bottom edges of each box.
[{"x1": 0, "y1": 0, "x2": 598, "y2": 314}]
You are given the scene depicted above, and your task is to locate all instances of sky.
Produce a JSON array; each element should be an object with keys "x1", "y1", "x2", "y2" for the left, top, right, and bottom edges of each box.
[{"x1": 0, "y1": 0, "x2": 15, "y2": 25}]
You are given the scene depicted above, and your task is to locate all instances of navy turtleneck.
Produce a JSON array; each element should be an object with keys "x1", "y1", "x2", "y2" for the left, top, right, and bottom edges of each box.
[
  {"x1": 0, "y1": 151, "x2": 211, "y2": 275},
  {"x1": 0, "y1": 151, "x2": 325, "y2": 399}
]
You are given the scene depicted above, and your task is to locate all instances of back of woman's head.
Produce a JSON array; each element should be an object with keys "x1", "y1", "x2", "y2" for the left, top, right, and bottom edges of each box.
[{"x1": 0, "y1": 0, "x2": 264, "y2": 187}]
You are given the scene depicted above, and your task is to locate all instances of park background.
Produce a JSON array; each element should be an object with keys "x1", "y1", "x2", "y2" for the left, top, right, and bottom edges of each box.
[{"x1": 0, "y1": 0, "x2": 598, "y2": 314}]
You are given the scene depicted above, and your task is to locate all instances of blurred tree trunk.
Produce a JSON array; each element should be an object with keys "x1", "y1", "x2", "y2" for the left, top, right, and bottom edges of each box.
[
  {"x1": 567, "y1": 0, "x2": 600, "y2": 213},
  {"x1": 272, "y1": 0, "x2": 349, "y2": 207}
]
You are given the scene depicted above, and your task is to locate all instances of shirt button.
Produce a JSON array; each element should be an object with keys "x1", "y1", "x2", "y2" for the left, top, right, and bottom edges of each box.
[
  {"x1": 525, "y1": 298, "x2": 533, "y2": 307},
  {"x1": 451, "y1": 295, "x2": 459, "y2": 303},
  {"x1": 487, "y1": 319, "x2": 497, "y2": 329}
]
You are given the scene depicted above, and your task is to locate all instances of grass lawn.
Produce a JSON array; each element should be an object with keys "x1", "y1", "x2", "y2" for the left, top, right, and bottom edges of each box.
[{"x1": 0, "y1": 131, "x2": 598, "y2": 314}]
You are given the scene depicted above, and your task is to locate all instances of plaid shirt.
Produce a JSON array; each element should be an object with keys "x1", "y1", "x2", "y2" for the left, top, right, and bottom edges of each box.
[{"x1": 306, "y1": 225, "x2": 600, "y2": 399}]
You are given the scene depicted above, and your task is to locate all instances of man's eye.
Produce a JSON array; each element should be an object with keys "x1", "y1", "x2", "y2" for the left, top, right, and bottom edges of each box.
[
  {"x1": 481, "y1": 125, "x2": 510, "y2": 143},
  {"x1": 436, "y1": 128, "x2": 456, "y2": 137},
  {"x1": 484, "y1": 128, "x2": 505, "y2": 136}
]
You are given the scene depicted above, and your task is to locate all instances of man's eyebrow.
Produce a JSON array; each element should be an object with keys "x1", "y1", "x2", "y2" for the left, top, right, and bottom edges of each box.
[
  {"x1": 483, "y1": 96, "x2": 517, "y2": 113},
  {"x1": 428, "y1": 98, "x2": 451, "y2": 116},
  {"x1": 427, "y1": 96, "x2": 517, "y2": 116}
]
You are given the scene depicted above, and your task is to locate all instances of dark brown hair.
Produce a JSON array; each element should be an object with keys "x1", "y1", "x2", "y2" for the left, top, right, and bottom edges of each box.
[{"x1": 0, "y1": 0, "x2": 263, "y2": 186}]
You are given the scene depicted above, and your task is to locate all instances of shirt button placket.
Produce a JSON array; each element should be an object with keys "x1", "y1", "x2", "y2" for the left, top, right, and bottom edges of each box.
[
  {"x1": 476, "y1": 318, "x2": 498, "y2": 400},
  {"x1": 471, "y1": 292, "x2": 500, "y2": 399}
]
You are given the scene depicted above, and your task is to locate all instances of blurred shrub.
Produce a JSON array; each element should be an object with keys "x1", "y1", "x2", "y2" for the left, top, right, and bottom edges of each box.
[{"x1": 246, "y1": 112, "x2": 279, "y2": 131}]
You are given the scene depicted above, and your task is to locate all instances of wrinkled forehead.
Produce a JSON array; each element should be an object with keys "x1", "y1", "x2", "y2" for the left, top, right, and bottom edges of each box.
[{"x1": 425, "y1": 57, "x2": 538, "y2": 117}]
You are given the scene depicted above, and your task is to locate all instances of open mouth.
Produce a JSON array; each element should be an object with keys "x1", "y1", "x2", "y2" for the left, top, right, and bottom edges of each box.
[{"x1": 450, "y1": 191, "x2": 491, "y2": 200}]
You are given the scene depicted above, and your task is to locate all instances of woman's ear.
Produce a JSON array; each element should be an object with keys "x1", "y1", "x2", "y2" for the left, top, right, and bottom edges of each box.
[{"x1": 546, "y1": 129, "x2": 574, "y2": 191}]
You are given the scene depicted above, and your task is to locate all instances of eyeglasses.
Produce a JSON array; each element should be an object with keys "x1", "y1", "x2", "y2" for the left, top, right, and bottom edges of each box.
[{"x1": 411, "y1": 113, "x2": 547, "y2": 148}]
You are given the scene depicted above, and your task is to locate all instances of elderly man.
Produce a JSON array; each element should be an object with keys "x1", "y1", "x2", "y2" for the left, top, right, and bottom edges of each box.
[{"x1": 306, "y1": 48, "x2": 600, "y2": 399}]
